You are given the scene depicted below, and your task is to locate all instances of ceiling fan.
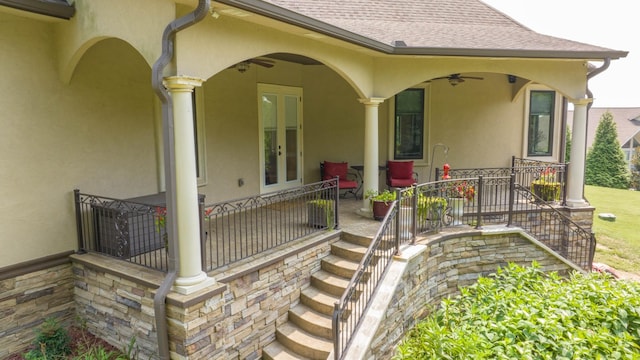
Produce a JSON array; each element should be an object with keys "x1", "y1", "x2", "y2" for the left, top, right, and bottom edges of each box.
[
  {"x1": 233, "y1": 58, "x2": 275, "y2": 73},
  {"x1": 431, "y1": 73, "x2": 484, "y2": 86}
]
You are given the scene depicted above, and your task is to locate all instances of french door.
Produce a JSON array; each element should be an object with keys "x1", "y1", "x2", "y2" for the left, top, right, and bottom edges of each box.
[{"x1": 258, "y1": 84, "x2": 303, "y2": 193}]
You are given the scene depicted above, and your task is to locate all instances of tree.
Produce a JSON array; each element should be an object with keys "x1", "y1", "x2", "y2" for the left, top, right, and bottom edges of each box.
[
  {"x1": 631, "y1": 146, "x2": 640, "y2": 190},
  {"x1": 585, "y1": 111, "x2": 630, "y2": 189},
  {"x1": 565, "y1": 125, "x2": 571, "y2": 162}
]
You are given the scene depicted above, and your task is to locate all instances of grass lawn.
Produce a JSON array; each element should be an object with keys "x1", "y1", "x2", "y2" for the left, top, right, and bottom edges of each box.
[{"x1": 585, "y1": 185, "x2": 640, "y2": 275}]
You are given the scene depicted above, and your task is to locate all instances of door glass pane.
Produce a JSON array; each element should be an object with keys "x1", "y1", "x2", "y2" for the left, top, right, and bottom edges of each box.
[
  {"x1": 262, "y1": 94, "x2": 278, "y2": 185},
  {"x1": 284, "y1": 96, "x2": 298, "y2": 182}
]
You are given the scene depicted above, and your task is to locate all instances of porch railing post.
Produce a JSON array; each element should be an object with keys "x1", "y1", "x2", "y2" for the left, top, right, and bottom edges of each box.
[
  {"x1": 411, "y1": 184, "x2": 417, "y2": 244},
  {"x1": 73, "y1": 189, "x2": 86, "y2": 254},
  {"x1": 507, "y1": 173, "x2": 515, "y2": 226},
  {"x1": 394, "y1": 200, "x2": 401, "y2": 255},
  {"x1": 334, "y1": 176, "x2": 340, "y2": 229},
  {"x1": 332, "y1": 303, "x2": 341, "y2": 360},
  {"x1": 435, "y1": 167, "x2": 441, "y2": 181},
  {"x1": 199, "y1": 195, "x2": 205, "y2": 272},
  {"x1": 475, "y1": 176, "x2": 483, "y2": 229},
  {"x1": 562, "y1": 162, "x2": 569, "y2": 206}
]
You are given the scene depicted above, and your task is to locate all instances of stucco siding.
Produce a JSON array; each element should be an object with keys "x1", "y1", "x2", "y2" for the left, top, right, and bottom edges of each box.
[{"x1": 0, "y1": 13, "x2": 158, "y2": 266}]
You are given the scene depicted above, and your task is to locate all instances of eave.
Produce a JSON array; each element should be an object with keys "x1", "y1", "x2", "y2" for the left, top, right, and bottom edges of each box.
[
  {"x1": 217, "y1": 0, "x2": 627, "y2": 61},
  {"x1": 0, "y1": 0, "x2": 75, "y2": 20}
]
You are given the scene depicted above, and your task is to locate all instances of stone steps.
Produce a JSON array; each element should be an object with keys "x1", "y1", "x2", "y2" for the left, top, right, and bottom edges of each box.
[{"x1": 262, "y1": 232, "x2": 369, "y2": 360}]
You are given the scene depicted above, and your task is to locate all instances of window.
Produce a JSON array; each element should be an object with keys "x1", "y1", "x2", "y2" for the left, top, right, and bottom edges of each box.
[
  {"x1": 527, "y1": 90, "x2": 555, "y2": 156},
  {"x1": 394, "y1": 89, "x2": 425, "y2": 160}
]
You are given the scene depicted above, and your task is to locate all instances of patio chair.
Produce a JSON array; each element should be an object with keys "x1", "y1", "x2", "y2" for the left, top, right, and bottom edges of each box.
[
  {"x1": 320, "y1": 161, "x2": 359, "y2": 199},
  {"x1": 386, "y1": 160, "x2": 418, "y2": 188}
]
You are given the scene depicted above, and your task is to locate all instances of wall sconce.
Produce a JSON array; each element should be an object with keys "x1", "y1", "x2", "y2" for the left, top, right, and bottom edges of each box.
[
  {"x1": 236, "y1": 61, "x2": 250, "y2": 73},
  {"x1": 508, "y1": 74, "x2": 517, "y2": 84}
]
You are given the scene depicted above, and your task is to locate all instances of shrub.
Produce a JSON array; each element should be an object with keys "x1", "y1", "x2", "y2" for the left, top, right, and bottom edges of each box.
[
  {"x1": 25, "y1": 318, "x2": 71, "y2": 360},
  {"x1": 394, "y1": 262, "x2": 640, "y2": 359}
]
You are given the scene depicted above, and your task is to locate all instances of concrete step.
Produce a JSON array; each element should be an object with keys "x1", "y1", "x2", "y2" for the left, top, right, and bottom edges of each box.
[
  {"x1": 340, "y1": 231, "x2": 372, "y2": 247},
  {"x1": 331, "y1": 240, "x2": 367, "y2": 262},
  {"x1": 321, "y1": 254, "x2": 359, "y2": 279},
  {"x1": 263, "y1": 340, "x2": 312, "y2": 360},
  {"x1": 311, "y1": 270, "x2": 350, "y2": 297},
  {"x1": 301, "y1": 286, "x2": 340, "y2": 316},
  {"x1": 289, "y1": 304, "x2": 333, "y2": 339},
  {"x1": 276, "y1": 322, "x2": 333, "y2": 360}
]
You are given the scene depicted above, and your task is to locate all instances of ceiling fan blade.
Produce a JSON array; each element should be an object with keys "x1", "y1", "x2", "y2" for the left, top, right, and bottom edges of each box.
[{"x1": 249, "y1": 59, "x2": 275, "y2": 68}]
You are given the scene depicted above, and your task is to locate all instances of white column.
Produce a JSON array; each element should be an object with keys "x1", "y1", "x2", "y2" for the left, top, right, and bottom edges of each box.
[
  {"x1": 163, "y1": 76, "x2": 215, "y2": 294},
  {"x1": 566, "y1": 99, "x2": 592, "y2": 207},
  {"x1": 359, "y1": 98, "x2": 385, "y2": 211}
]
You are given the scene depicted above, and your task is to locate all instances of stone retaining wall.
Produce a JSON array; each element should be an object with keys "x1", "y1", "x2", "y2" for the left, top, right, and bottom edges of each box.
[
  {"x1": 0, "y1": 252, "x2": 75, "y2": 358},
  {"x1": 70, "y1": 232, "x2": 338, "y2": 359},
  {"x1": 366, "y1": 228, "x2": 580, "y2": 359}
]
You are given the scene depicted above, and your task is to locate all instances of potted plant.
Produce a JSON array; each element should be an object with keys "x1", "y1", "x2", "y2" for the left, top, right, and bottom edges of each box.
[
  {"x1": 307, "y1": 199, "x2": 335, "y2": 228},
  {"x1": 531, "y1": 167, "x2": 561, "y2": 202},
  {"x1": 447, "y1": 181, "x2": 475, "y2": 225},
  {"x1": 417, "y1": 195, "x2": 448, "y2": 222},
  {"x1": 365, "y1": 189, "x2": 396, "y2": 220}
]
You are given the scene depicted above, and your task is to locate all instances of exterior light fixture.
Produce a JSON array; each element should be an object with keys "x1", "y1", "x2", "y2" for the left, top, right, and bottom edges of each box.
[{"x1": 236, "y1": 61, "x2": 250, "y2": 73}]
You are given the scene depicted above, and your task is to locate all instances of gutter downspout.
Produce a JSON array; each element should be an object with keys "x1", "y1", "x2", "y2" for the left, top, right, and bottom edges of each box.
[
  {"x1": 586, "y1": 58, "x2": 610, "y2": 111},
  {"x1": 151, "y1": 1, "x2": 210, "y2": 359}
]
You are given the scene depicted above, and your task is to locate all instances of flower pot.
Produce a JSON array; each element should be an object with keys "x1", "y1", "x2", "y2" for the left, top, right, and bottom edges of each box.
[
  {"x1": 307, "y1": 200, "x2": 335, "y2": 228},
  {"x1": 532, "y1": 183, "x2": 560, "y2": 202},
  {"x1": 372, "y1": 200, "x2": 392, "y2": 221},
  {"x1": 450, "y1": 197, "x2": 465, "y2": 225}
]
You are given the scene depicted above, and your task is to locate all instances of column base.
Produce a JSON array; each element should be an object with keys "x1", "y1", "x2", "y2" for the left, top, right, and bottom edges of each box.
[
  {"x1": 565, "y1": 198, "x2": 590, "y2": 208},
  {"x1": 173, "y1": 271, "x2": 216, "y2": 295}
]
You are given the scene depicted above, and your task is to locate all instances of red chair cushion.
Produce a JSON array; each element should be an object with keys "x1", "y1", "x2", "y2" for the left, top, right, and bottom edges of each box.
[
  {"x1": 388, "y1": 161, "x2": 414, "y2": 180},
  {"x1": 323, "y1": 161, "x2": 348, "y2": 180},
  {"x1": 389, "y1": 178, "x2": 414, "y2": 187},
  {"x1": 339, "y1": 179, "x2": 358, "y2": 189}
]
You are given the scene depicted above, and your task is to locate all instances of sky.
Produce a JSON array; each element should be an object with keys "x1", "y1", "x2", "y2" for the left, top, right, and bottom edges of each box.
[{"x1": 481, "y1": 0, "x2": 637, "y2": 108}]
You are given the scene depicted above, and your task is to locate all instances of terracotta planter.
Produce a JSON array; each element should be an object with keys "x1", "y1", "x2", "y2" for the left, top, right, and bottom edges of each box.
[{"x1": 372, "y1": 200, "x2": 392, "y2": 221}]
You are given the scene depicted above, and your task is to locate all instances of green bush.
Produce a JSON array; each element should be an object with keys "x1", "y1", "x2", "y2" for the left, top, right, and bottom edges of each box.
[
  {"x1": 395, "y1": 262, "x2": 640, "y2": 359},
  {"x1": 25, "y1": 318, "x2": 71, "y2": 360}
]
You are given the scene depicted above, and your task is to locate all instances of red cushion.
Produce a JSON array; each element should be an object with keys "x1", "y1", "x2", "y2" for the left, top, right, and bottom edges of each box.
[
  {"x1": 388, "y1": 161, "x2": 414, "y2": 179},
  {"x1": 338, "y1": 179, "x2": 358, "y2": 189},
  {"x1": 323, "y1": 161, "x2": 348, "y2": 180},
  {"x1": 389, "y1": 178, "x2": 415, "y2": 187}
]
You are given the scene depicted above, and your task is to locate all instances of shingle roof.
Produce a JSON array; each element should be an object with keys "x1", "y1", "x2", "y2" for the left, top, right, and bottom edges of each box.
[{"x1": 223, "y1": 0, "x2": 626, "y2": 59}]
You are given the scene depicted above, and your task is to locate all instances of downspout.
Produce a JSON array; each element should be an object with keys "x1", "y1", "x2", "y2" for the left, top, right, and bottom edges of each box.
[
  {"x1": 151, "y1": 1, "x2": 210, "y2": 359},
  {"x1": 586, "y1": 58, "x2": 610, "y2": 111}
]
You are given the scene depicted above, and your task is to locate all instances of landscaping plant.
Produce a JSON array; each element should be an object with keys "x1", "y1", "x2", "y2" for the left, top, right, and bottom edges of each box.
[
  {"x1": 395, "y1": 262, "x2": 640, "y2": 359},
  {"x1": 585, "y1": 111, "x2": 630, "y2": 189}
]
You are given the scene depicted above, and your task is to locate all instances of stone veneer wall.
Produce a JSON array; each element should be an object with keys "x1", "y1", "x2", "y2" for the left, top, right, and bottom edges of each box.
[
  {"x1": 365, "y1": 229, "x2": 581, "y2": 359},
  {"x1": 70, "y1": 231, "x2": 339, "y2": 359},
  {"x1": 0, "y1": 252, "x2": 75, "y2": 358},
  {"x1": 165, "y1": 234, "x2": 336, "y2": 359}
]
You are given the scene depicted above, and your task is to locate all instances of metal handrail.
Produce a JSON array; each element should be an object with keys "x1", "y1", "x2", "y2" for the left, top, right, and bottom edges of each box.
[{"x1": 332, "y1": 201, "x2": 399, "y2": 360}]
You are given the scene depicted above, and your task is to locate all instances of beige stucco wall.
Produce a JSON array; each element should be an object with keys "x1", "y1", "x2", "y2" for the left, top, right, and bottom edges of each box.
[{"x1": 0, "y1": 12, "x2": 158, "y2": 266}]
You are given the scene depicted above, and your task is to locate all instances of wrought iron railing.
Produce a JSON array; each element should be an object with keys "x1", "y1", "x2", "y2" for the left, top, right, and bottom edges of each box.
[
  {"x1": 510, "y1": 184, "x2": 596, "y2": 271},
  {"x1": 332, "y1": 171, "x2": 595, "y2": 358},
  {"x1": 332, "y1": 200, "x2": 399, "y2": 360},
  {"x1": 74, "y1": 190, "x2": 170, "y2": 271},
  {"x1": 74, "y1": 179, "x2": 338, "y2": 273},
  {"x1": 201, "y1": 179, "x2": 339, "y2": 272}
]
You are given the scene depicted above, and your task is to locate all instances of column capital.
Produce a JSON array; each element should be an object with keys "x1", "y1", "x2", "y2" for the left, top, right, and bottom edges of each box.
[
  {"x1": 358, "y1": 97, "x2": 386, "y2": 106},
  {"x1": 163, "y1": 75, "x2": 204, "y2": 91},
  {"x1": 569, "y1": 98, "x2": 593, "y2": 107}
]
